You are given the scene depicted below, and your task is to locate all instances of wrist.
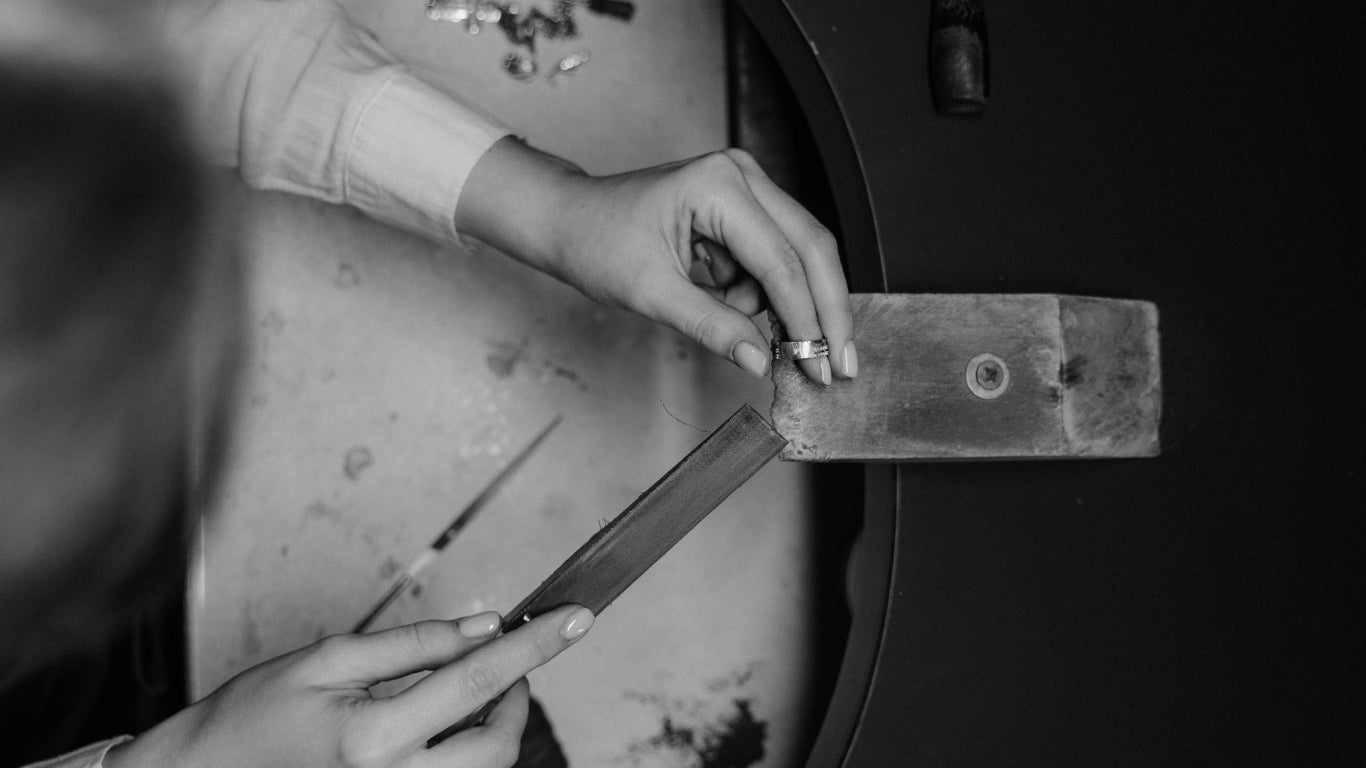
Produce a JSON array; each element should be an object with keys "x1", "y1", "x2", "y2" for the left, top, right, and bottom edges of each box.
[
  {"x1": 454, "y1": 136, "x2": 588, "y2": 276},
  {"x1": 103, "y1": 703, "x2": 204, "y2": 768}
]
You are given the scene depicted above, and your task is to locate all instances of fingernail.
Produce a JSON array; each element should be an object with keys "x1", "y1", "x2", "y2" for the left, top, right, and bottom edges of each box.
[
  {"x1": 559, "y1": 607, "x2": 595, "y2": 641},
  {"x1": 732, "y1": 341, "x2": 770, "y2": 379},
  {"x1": 842, "y1": 341, "x2": 859, "y2": 378},
  {"x1": 819, "y1": 357, "x2": 831, "y2": 386},
  {"x1": 458, "y1": 611, "x2": 501, "y2": 638}
]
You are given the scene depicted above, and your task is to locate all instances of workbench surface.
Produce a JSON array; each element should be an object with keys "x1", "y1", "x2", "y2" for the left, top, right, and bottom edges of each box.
[{"x1": 190, "y1": 4, "x2": 827, "y2": 766}]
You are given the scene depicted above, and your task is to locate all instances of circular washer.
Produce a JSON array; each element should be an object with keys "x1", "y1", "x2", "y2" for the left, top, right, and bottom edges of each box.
[{"x1": 966, "y1": 353, "x2": 1010, "y2": 400}]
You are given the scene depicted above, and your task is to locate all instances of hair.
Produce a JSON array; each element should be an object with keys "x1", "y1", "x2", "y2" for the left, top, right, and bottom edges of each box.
[{"x1": 0, "y1": 48, "x2": 242, "y2": 672}]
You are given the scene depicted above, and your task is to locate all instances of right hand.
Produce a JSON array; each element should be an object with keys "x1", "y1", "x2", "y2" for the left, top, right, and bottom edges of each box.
[
  {"x1": 456, "y1": 140, "x2": 857, "y2": 386},
  {"x1": 105, "y1": 605, "x2": 595, "y2": 768}
]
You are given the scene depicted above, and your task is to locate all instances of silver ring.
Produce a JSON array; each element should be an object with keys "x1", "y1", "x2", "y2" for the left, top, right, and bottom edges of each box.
[{"x1": 772, "y1": 339, "x2": 830, "y2": 361}]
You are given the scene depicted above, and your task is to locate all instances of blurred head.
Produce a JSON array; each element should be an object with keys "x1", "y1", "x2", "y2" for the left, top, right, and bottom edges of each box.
[{"x1": 1, "y1": 0, "x2": 242, "y2": 670}]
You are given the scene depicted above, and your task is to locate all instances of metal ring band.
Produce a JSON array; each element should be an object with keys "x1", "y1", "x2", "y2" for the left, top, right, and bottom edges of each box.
[{"x1": 772, "y1": 339, "x2": 830, "y2": 361}]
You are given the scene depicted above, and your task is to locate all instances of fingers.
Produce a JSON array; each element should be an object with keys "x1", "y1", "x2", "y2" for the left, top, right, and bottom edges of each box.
[
  {"x1": 694, "y1": 240, "x2": 740, "y2": 288},
  {"x1": 694, "y1": 240, "x2": 765, "y2": 317},
  {"x1": 687, "y1": 155, "x2": 827, "y2": 381},
  {"x1": 477, "y1": 679, "x2": 530, "y2": 742},
  {"x1": 303, "y1": 612, "x2": 503, "y2": 685},
  {"x1": 645, "y1": 277, "x2": 771, "y2": 378},
  {"x1": 411, "y1": 680, "x2": 530, "y2": 768},
  {"x1": 698, "y1": 279, "x2": 765, "y2": 318},
  {"x1": 378, "y1": 605, "x2": 594, "y2": 743},
  {"x1": 721, "y1": 149, "x2": 856, "y2": 380}
]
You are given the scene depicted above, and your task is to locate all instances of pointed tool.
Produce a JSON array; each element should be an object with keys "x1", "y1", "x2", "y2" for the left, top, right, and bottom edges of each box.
[{"x1": 351, "y1": 415, "x2": 563, "y2": 634}]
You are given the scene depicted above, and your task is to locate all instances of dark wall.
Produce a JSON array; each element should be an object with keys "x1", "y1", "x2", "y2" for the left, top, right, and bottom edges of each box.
[{"x1": 740, "y1": 1, "x2": 1359, "y2": 764}]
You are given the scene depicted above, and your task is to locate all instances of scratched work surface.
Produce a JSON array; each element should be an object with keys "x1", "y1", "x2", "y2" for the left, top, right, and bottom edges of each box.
[{"x1": 190, "y1": 2, "x2": 823, "y2": 766}]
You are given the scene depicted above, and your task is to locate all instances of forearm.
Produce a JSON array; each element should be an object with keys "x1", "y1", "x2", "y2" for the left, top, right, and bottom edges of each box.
[
  {"x1": 164, "y1": 1, "x2": 851, "y2": 384},
  {"x1": 454, "y1": 137, "x2": 590, "y2": 277}
]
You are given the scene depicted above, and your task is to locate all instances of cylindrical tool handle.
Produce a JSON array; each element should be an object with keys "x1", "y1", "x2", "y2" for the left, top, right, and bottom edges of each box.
[
  {"x1": 930, "y1": 0, "x2": 989, "y2": 115},
  {"x1": 586, "y1": 0, "x2": 635, "y2": 21}
]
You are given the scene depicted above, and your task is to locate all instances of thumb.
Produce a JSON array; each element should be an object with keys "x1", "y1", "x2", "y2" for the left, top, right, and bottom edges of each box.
[{"x1": 646, "y1": 279, "x2": 771, "y2": 379}]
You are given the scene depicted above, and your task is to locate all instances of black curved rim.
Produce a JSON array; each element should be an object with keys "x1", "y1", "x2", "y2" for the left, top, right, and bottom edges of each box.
[{"x1": 731, "y1": 3, "x2": 896, "y2": 766}]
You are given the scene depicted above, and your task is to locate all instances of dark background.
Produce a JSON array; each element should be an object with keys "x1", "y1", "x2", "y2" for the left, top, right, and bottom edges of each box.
[{"x1": 739, "y1": 0, "x2": 1360, "y2": 765}]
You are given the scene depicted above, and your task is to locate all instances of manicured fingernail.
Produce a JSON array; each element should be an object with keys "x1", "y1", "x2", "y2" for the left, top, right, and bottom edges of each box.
[
  {"x1": 819, "y1": 357, "x2": 831, "y2": 386},
  {"x1": 560, "y1": 607, "x2": 595, "y2": 641},
  {"x1": 842, "y1": 341, "x2": 859, "y2": 378},
  {"x1": 732, "y1": 341, "x2": 770, "y2": 379},
  {"x1": 457, "y1": 611, "x2": 501, "y2": 638}
]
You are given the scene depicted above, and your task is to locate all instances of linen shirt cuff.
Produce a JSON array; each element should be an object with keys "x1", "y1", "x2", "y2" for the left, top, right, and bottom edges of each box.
[
  {"x1": 345, "y1": 73, "x2": 511, "y2": 246},
  {"x1": 23, "y1": 736, "x2": 131, "y2": 768}
]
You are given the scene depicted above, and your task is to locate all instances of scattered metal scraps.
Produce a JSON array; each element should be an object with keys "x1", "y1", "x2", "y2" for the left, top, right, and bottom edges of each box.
[
  {"x1": 428, "y1": 0, "x2": 574, "y2": 46},
  {"x1": 426, "y1": 0, "x2": 630, "y2": 82},
  {"x1": 425, "y1": 0, "x2": 499, "y2": 32},
  {"x1": 502, "y1": 52, "x2": 539, "y2": 81},
  {"x1": 624, "y1": 687, "x2": 769, "y2": 768},
  {"x1": 547, "y1": 49, "x2": 590, "y2": 81}
]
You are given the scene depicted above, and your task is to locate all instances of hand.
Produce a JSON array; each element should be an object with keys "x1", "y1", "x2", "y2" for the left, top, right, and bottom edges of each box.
[
  {"x1": 105, "y1": 605, "x2": 595, "y2": 768},
  {"x1": 456, "y1": 140, "x2": 856, "y2": 385}
]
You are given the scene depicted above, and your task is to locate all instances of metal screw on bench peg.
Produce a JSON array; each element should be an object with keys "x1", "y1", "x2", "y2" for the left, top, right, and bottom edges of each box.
[
  {"x1": 966, "y1": 353, "x2": 1009, "y2": 400},
  {"x1": 976, "y1": 361, "x2": 1002, "y2": 389}
]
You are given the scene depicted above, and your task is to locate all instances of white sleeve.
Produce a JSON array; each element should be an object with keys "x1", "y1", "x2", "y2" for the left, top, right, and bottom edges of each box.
[
  {"x1": 22, "y1": 737, "x2": 130, "y2": 768},
  {"x1": 164, "y1": 0, "x2": 510, "y2": 244}
]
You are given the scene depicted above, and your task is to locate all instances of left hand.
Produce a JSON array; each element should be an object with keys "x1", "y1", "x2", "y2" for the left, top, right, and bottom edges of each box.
[
  {"x1": 456, "y1": 139, "x2": 856, "y2": 385},
  {"x1": 103, "y1": 606, "x2": 594, "y2": 768}
]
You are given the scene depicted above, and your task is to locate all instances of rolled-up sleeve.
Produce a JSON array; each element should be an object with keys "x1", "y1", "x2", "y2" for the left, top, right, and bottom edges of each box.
[
  {"x1": 165, "y1": 0, "x2": 509, "y2": 244},
  {"x1": 22, "y1": 737, "x2": 130, "y2": 768}
]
